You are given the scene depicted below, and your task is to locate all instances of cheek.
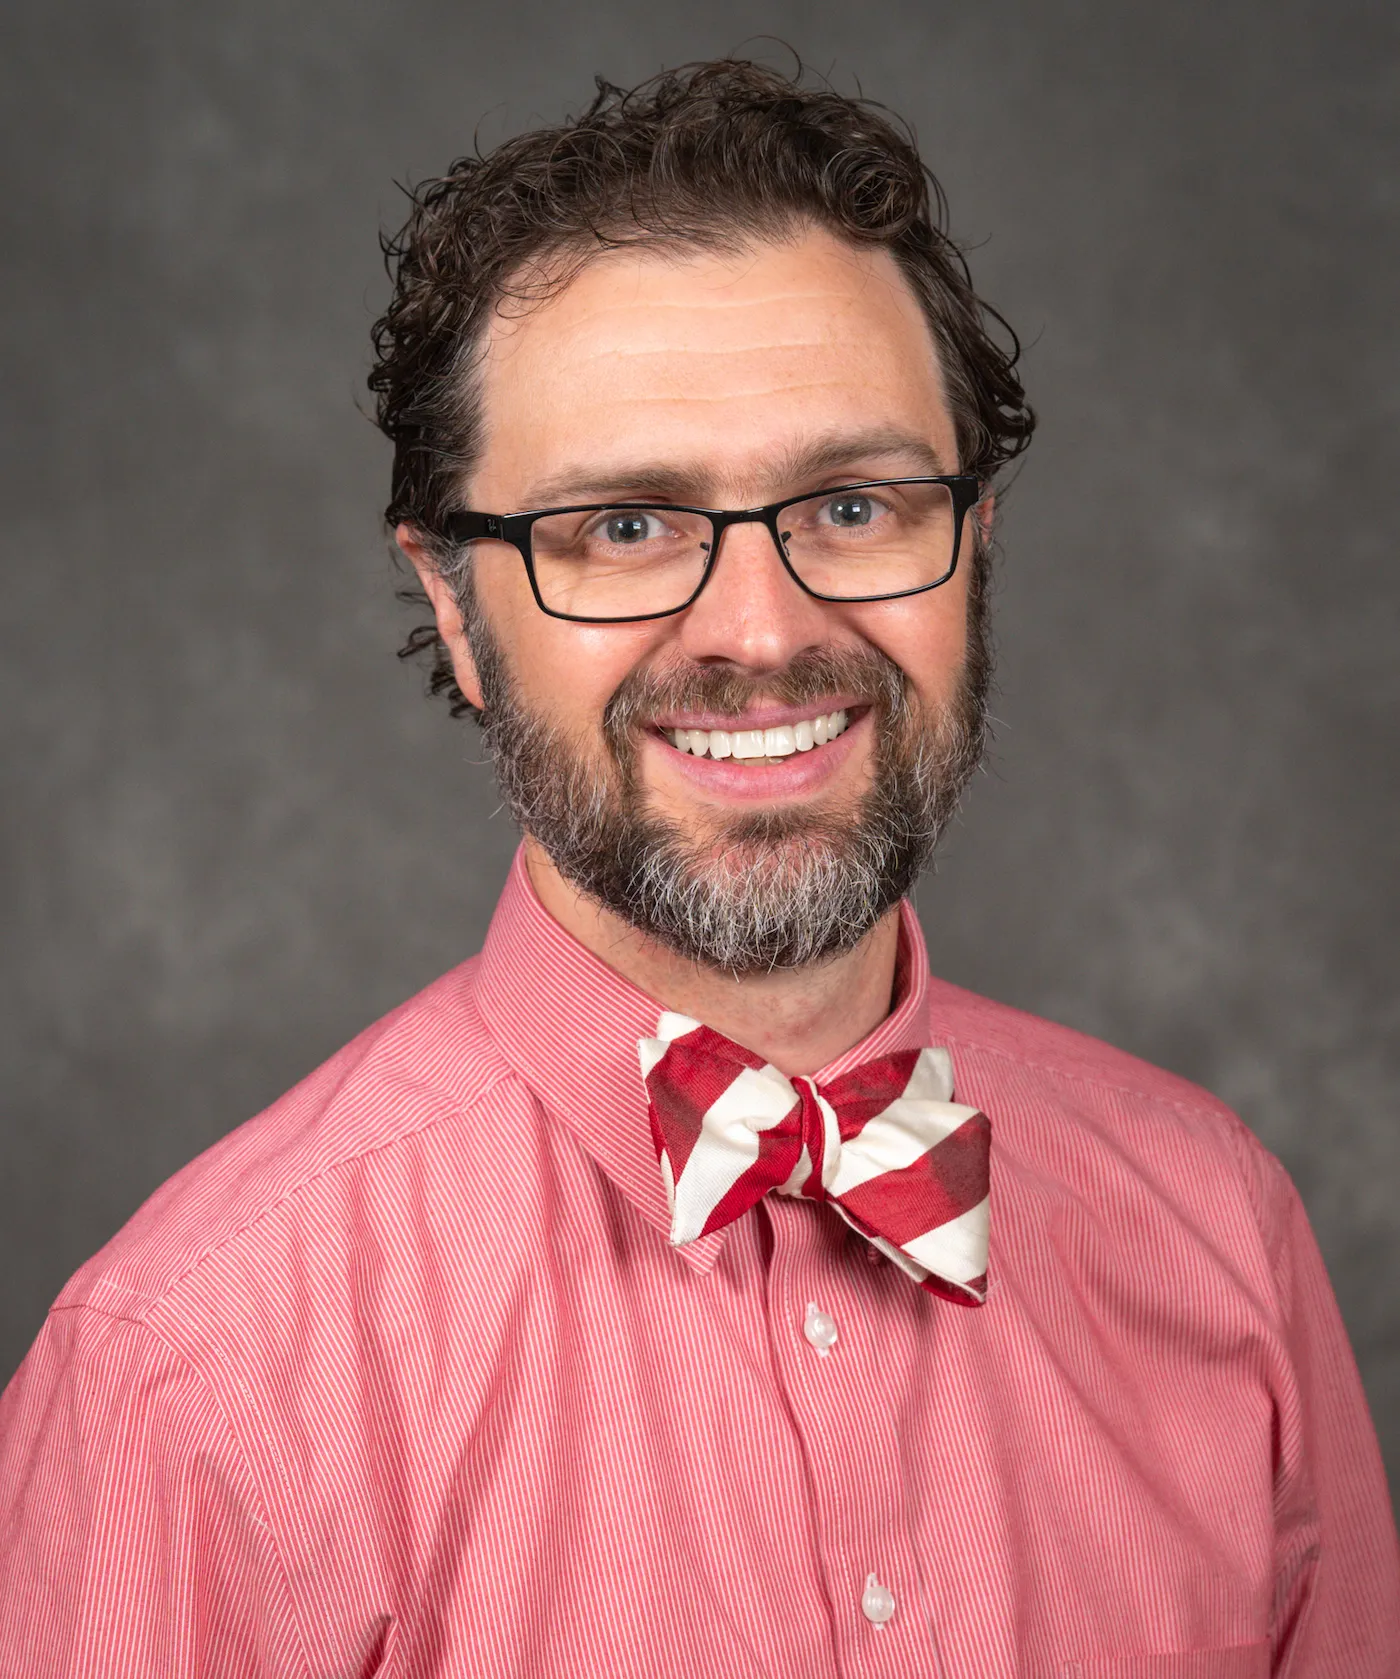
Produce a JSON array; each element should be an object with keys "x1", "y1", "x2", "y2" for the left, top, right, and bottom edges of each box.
[
  {"x1": 467, "y1": 542, "x2": 650, "y2": 717},
  {"x1": 847, "y1": 580, "x2": 971, "y2": 709},
  {"x1": 498, "y1": 606, "x2": 667, "y2": 724}
]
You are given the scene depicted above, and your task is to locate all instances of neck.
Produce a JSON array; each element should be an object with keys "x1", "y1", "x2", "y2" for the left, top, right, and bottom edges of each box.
[{"x1": 523, "y1": 837, "x2": 903, "y2": 1077}]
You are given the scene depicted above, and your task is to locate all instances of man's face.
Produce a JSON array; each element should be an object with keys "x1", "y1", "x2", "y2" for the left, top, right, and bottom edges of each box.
[{"x1": 419, "y1": 225, "x2": 988, "y2": 971}]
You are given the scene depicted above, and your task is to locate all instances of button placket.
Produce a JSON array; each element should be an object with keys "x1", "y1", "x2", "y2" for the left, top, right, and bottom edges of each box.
[
  {"x1": 861, "y1": 1573, "x2": 896, "y2": 1627},
  {"x1": 763, "y1": 1199, "x2": 936, "y2": 1678},
  {"x1": 803, "y1": 1301, "x2": 839, "y2": 1356}
]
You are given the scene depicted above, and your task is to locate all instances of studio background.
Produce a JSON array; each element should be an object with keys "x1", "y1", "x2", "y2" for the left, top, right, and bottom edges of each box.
[{"x1": 3, "y1": 0, "x2": 1397, "y2": 1492}]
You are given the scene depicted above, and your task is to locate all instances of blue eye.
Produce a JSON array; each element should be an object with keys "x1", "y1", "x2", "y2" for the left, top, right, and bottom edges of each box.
[
  {"x1": 827, "y1": 495, "x2": 875, "y2": 527},
  {"x1": 605, "y1": 513, "x2": 653, "y2": 544}
]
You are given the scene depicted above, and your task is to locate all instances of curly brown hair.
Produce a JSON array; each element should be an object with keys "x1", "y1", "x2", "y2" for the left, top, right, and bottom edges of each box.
[{"x1": 369, "y1": 56, "x2": 1035, "y2": 715}]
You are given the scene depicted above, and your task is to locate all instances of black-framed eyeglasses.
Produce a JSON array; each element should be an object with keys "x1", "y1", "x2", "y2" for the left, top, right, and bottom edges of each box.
[{"x1": 442, "y1": 476, "x2": 982, "y2": 624}]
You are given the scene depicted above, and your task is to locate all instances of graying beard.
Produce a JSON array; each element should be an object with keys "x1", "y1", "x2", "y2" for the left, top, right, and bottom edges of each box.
[
  {"x1": 465, "y1": 597, "x2": 986, "y2": 974},
  {"x1": 608, "y1": 731, "x2": 976, "y2": 973}
]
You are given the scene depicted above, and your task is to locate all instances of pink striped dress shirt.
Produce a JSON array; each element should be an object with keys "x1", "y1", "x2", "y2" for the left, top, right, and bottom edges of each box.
[{"x1": 2, "y1": 848, "x2": 1397, "y2": 1677}]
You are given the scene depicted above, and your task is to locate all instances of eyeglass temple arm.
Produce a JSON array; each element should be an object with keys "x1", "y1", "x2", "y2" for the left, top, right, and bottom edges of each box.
[{"x1": 443, "y1": 512, "x2": 507, "y2": 542}]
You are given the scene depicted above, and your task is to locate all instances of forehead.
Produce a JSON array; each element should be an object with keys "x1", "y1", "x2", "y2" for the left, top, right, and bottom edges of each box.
[{"x1": 473, "y1": 226, "x2": 956, "y2": 501}]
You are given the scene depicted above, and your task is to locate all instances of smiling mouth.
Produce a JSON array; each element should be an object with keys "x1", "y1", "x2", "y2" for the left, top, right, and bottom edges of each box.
[{"x1": 660, "y1": 707, "x2": 852, "y2": 766}]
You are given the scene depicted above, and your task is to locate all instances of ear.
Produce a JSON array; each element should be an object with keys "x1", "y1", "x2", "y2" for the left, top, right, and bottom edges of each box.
[
  {"x1": 974, "y1": 490, "x2": 996, "y2": 547},
  {"x1": 395, "y1": 522, "x2": 485, "y2": 712}
]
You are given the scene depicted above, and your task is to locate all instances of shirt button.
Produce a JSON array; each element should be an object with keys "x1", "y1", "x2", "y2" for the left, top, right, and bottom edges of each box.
[
  {"x1": 803, "y1": 1302, "x2": 838, "y2": 1355},
  {"x1": 862, "y1": 1573, "x2": 896, "y2": 1626}
]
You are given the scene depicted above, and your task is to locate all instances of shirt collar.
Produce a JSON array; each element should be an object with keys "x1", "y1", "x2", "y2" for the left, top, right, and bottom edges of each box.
[{"x1": 474, "y1": 846, "x2": 933, "y2": 1275}]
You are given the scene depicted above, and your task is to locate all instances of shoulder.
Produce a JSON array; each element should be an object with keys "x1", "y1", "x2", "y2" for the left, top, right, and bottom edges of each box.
[
  {"x1": 926, "y1": 972, "x2": 1283, "y2": 1204},
  {"x1": 52, "y1": 954, "x2": 533, "y2": 1327},
  {"x1": 928, "y1": 977, "x2": 1309, "y2": 1315},
  {"x1": 929, "y1": 971, "x2": 1234, "y2": 1115}
]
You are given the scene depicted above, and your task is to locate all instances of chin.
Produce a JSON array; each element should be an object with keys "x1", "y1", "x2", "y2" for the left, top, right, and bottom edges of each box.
[
  {"x1": 681, "y1": 793, "x2": 858, "y2": 842},
  {"x1": 680, "y1": 816, "x2": 855, "y2": 881}
]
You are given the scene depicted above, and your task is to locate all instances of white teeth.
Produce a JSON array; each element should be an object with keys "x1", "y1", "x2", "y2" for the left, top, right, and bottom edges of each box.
[{"x1": 667, "y1": 709, "x2": 850, "y2": 761}]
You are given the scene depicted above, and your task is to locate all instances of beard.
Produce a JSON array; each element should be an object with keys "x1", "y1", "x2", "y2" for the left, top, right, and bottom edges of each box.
[{"x1": 460, "y1": 574, "x2": 991, "y2": 975}]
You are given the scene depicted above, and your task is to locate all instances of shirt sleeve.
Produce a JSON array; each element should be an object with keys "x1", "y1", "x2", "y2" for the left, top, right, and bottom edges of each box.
[
  {"x1": 1247, "y1": 1144, "x2": 1400, "y2": 1675},
  {"x1": 0, "y1": 1303, "x2": 308, "y2": 1678}
]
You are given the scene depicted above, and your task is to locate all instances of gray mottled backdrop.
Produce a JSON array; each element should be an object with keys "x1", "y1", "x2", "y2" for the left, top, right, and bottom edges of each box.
[{"x1": 3, "y1": 1, "x2": 1397, "y2": 1492}]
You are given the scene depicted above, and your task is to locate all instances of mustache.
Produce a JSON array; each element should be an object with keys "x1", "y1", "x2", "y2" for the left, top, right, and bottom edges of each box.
[{"x1": 602, "y1": 645, "x2": 909, "y2": 757}]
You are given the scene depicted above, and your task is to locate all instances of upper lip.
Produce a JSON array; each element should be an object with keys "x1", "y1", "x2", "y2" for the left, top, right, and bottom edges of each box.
[{"x1": 650, "y1": 699, "x2": 865, "y2": 732}]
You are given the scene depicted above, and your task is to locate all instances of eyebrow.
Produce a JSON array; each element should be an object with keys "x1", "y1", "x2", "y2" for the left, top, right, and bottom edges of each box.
[{"x1": 514, "y1": 426, "x2": 955, "y2": 511}]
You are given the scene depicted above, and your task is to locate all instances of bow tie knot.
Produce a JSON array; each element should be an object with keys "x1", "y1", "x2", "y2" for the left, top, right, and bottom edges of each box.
[{"x1": 638, "y1": 1013, "x2": 990, "y2": 1305}]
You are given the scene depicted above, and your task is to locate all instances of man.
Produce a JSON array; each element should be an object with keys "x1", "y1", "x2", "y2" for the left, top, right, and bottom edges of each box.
[{"x1": 1, "y1": 57, "x2": 1396, "y2": 1678}]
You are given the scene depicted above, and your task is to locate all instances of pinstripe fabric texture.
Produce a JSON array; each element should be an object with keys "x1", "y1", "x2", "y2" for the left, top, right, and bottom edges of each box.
[{"x1": 1, "y1": 846, "x2": 1397, "y2": 1677}]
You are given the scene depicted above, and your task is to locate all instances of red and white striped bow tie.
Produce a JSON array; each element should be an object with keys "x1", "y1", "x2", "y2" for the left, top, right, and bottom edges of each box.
[{"x1": 638, "y1": 1014, "x2": 991, "y2": 1305}]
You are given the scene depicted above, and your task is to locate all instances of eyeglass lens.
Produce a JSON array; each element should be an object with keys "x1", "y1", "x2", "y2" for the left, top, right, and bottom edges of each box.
[{"x1": 527, "y1": 481, "x2": 958, "y2": 619}]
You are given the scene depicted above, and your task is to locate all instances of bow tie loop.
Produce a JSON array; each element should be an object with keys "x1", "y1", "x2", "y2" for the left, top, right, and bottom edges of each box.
[{"x1": 638, "y1": 1013, "x2": 990, "y2": 1306}]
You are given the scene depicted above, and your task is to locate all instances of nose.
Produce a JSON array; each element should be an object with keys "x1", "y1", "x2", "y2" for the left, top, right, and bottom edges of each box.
[{"x1": 673, "y1": 515, "x2": 835, "y2": 672}]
